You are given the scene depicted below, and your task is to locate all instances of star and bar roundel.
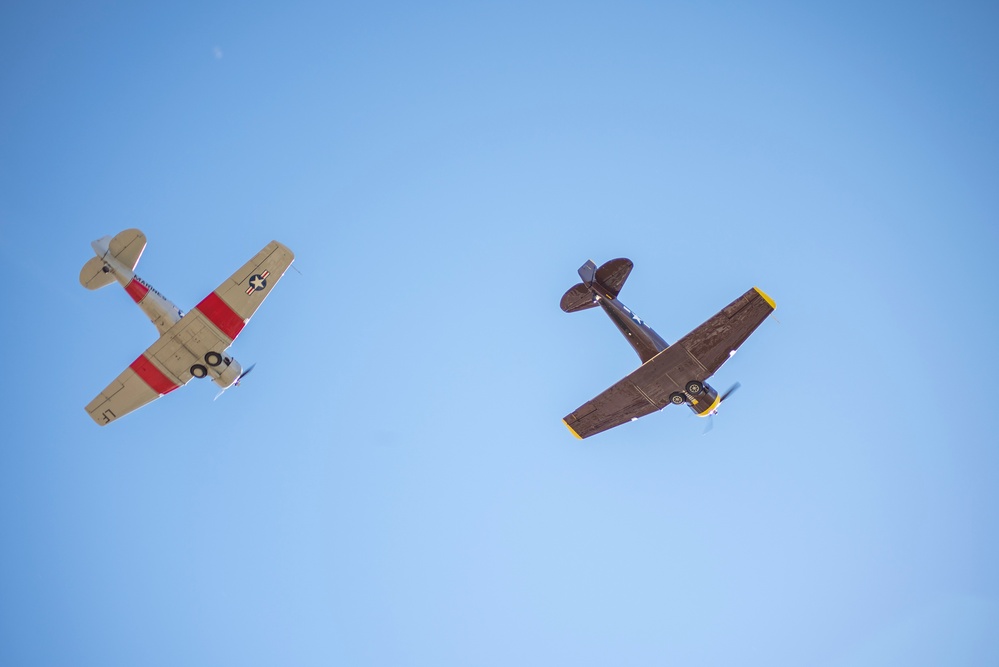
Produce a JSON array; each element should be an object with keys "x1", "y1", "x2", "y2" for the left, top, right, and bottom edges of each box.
[{"x1": 246, "y1": 270, "x2": 269, "y2": 295}]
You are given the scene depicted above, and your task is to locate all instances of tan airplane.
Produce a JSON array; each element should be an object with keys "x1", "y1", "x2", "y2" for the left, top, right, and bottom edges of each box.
[{"x1": 80, "y1": 229, "x2": 294, "y2": 425}]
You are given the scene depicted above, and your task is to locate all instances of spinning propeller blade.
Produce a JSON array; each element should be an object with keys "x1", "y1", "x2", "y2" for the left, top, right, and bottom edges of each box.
[
  {"x1": 702, "y1": 382, "x2": 742, "y2": 435},
  {"x1": 215, "y1": 363, "x2": 256, "y2": 400},
  {"x1": 235, "y1": 363, "x2": 256, "y2": 386}
]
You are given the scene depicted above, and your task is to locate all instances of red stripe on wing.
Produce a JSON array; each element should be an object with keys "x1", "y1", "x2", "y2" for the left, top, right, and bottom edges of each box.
[
  {"x1": 130, "y1": 355, "x2": 179, "y2": 395},
  {"x1": 196, "y1": 292, "x2": 246, "y2": 340},
  {"x1": 125, "y1": 278, "x2": 150, "y2": 303}
]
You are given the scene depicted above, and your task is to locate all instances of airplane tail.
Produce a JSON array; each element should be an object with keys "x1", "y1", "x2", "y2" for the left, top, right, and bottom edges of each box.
[
  {"x1": 593, "y1": 258, "x2": 633, "y2": 298},
  {"x1": 79, "y1": 229, "x2": 148, "y2": 289},
  {"x1": 560, "y1": 258, "x2": 634, "y2": 312},
  {"x1": 560, "y1": 283, "x2": 598, "y2": 312},
  {"x1": 79, "y1": 257, "x2": 116, "y2": 290}
]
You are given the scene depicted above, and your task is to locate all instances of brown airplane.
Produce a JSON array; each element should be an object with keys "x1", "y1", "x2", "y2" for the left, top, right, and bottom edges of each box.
[{"x1": 560, "y1": 259, "x2": 776, "y2": 439}]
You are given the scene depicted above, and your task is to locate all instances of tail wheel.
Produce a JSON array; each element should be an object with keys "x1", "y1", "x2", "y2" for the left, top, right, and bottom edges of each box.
[
  {"x1": 669, "y1": 392, "x2": 686, "y2": 405},
  {"x1": 685, "y1": 380, "x2": 703, "y2": 395},
  {"x1": 205, "y1": 351, "x2": 223, "y2": 367},
  {"x1": 191, "y1": 364, "x2": 208, "y2": 379}
]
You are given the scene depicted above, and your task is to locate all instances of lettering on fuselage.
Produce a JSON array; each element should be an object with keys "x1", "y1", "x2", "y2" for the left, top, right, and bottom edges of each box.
[{"x1": 132, "y1": 275, "x2": 168, "y2": 301}]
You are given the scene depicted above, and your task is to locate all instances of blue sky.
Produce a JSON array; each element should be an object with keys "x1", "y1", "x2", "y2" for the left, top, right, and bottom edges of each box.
[{"x1": 2, "y1": 1, "x2": 998, "y2": 665}]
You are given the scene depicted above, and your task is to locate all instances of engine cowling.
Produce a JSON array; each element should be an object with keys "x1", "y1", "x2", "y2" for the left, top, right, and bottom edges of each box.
[
  {"x1": 211, "y1": 354, "x2": 243, "y2": 389},
  {"x1": 688, "y1": 382, "x2": 721, "y2": 417}
]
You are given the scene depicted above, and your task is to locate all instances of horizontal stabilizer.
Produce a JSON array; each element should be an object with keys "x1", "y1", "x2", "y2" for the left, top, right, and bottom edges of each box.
[
  {"x1": 108, "y1": 229, "x2": 146, "y2": 270},
  {"x1": 560, "y1": 283, "x2": 598, "y2": 313},
  {"x1": 594, "y1": 258, "x2": 633, "y2": 298},
  {"x1": 79, "y1": 257, "x2": 116, "y2": 290}
]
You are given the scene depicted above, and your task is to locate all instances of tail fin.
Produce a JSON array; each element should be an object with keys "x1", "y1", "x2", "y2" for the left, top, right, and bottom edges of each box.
[
  {"x1": 593, "y1": 258, "x2": 633, "y2": 299},
  {"x1": 80, "y1": 229, "x2": 147, "y2": 290},
  {"x1": 560, "y1": 260, "x2": 597, "y2": 312},
  {"x1": 560, "y1": 283, "x2": 598, "y2": 312},
  {"x1": 104, "y1": 229, "x2": 147, "y2": 271},
  {"x1": 79, "y1": 257, "x2": 116, "y2": 290},
  {"x1": 561, "y1": 258, "x2": 634, "y2": 312}
]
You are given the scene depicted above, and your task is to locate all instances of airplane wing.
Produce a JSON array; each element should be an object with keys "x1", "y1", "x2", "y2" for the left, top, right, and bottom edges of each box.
[
  {"x1": 672, "y1": 286, "x2": 775, "y2": 379},
  {"x1": 85, "y1": 354, "x2": 184, "y2": 425},
  {"x1": 85, "y1": 241, "x2": 295, "y2": 426},
  {"x1": 189, "y1": 240, "x2": 295, "y2": 345},
  {"x1": 562, "y1": 287, "x2": 775, "y2": 439}
]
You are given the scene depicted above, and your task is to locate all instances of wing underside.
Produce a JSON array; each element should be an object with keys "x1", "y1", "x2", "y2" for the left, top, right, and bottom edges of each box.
[
  {"x1": 85, "y1": 309, "x2": 240, "y2": 426},
  {"x1": 85, "y1": 355, "x2": 183, "y2": 425},
  {"x1": 196, "y1": 240, "x2": 295, "y2": 340},
  {"x1": 563, "y1": 287, "x2": 775, "y2": 439}
]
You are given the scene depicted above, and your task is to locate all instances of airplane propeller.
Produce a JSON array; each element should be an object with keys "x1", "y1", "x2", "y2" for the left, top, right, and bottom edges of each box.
[
  {"x1": 719, "y1": 381, "x2": 741, "y2": 403},
  {"x1": 235, "y1": 363, "x2": 256, "y2": 386},
  {"x1": 703, "y1": 382, "x2": 742, "y2": 434},
  {"x1": 214, "y1": 363, "x2": 256, "y2": 400}
]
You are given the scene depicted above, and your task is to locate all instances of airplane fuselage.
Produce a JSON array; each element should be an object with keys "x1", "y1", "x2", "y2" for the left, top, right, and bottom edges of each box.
[
  {"x1": 594, "y1": 293, "x2": 720, "y2": 417},
  {"x1": 88, "y1": 236, "x2": 245, "y2": 390},
  {"x1": 593, "y1": 293, "x2": 669, "y2": 364},
  {"x1": 91, "y1": 236, "x2": 184, "y2": 334}
]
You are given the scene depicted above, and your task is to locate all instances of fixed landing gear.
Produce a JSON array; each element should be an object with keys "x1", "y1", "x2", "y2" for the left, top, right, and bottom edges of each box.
[
  {"x1": 669, "y1": 381, "x2": 707, "y2": 408},
  {"x1": 193, "y1": 351, "x2": 228, "y2": 379}
]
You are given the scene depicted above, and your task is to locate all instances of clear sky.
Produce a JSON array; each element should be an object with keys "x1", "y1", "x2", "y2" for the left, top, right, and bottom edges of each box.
[{"x1": 2, "y1": 1, "x2": 998, "y2": 665}]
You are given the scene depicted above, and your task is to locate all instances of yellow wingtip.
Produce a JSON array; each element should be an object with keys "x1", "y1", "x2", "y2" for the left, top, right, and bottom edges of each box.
[
  {"x1": 754, "y1": 286, "x2": 776, "y2": 310},
  {"x1": 563, "y1": 419, "x2": 583, "y2": 440}
]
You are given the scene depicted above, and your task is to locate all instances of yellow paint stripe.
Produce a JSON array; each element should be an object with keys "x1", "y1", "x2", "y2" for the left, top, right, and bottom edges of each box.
[
  {"x1": 562, "y1": 419, "x2": 583, "y2": 440},
  {"x1": 754, "y1": 286, "x2": 776, "y2": 310},
  {"x1": 695, "y1": 393, "x2": 722, "y2": 417}
]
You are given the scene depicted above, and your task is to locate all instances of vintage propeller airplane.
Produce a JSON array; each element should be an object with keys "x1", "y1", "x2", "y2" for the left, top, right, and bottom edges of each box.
[
  {"x1": 560, "y1": 258, "x2": 775, "y2": 439},
  {"x1": 80, "y1": 229, "x2": 294, "y2": 425}
]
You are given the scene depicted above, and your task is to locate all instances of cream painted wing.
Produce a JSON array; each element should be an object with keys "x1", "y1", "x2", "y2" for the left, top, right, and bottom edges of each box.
[
  {"x1": 189, "y1": 240, "x2": 295, "y2": 344},
  {"x1": 85, "y1": 354, "x2": 186, "y2": 425},
  {"x1": 85, "y1": 310, "x2": 238, "y2": 426}
]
